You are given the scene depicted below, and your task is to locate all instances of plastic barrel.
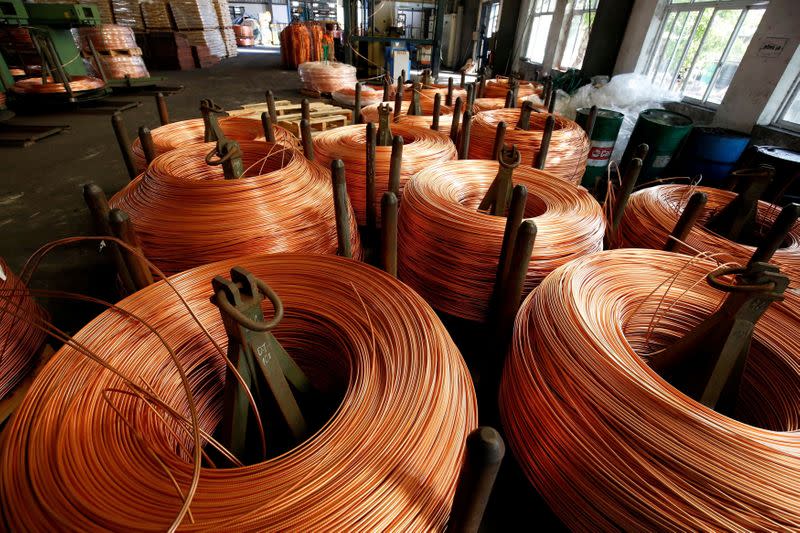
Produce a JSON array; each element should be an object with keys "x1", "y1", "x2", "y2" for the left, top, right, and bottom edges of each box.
[
  {"x1": 739, "y1": 145, "x2": 800, "y2": 204},
  {"x1": 621, "y1": 109, "x2": 693, "y2": 183},
  {"x1": 675, "y1": 127, "x2": 750, "y2": 186},
  {"x1": 576, "y1": 108, "x2": 624, "y2": 189}
]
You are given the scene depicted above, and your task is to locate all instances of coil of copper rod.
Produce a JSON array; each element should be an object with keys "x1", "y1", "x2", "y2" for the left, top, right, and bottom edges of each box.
[
  {"x1": 96, "y1": 55, "x2": 150, "y2": 79},
  {"x1": 11, "y1": 75, "x2": 106, "y2": 95},
  {"x1": 313, "y1": 123, "x2": 457, "y2": 224},
  {"x1": 332, "y1": 85, "x2": 383, "y2": 107},
  {"x1": 500, "y1": 248, "x2": 800, "y2": 530},
  {"x1": 1, "y1": 253, "x2": 477, "y2": 530},
  {"x1": 406, "y1": 84, "x2": 467, "y2": 109},
  {"x1": 0, "y1": 258, "x2": 47, "y2": 400},
  {"x1": 396, "y1": 112, "x2": 454, "y2": 135},
  {"x1": 468, "y1": 109, "x2": 589, "y2": 185},
  {"x1": 111, "y1": 140, "x2": 360, "y2": 274},
  {"x1": 482, "y1": 76, "x2": 541, "y2": 99},
  {"x1": 360, "y1": 100, "x2": 454, "y2": 123},
  {"x1": 397, "y1": 160, "x2": 605, "y2": 321},
  {"x1": 297, "y1": 61, "x2": 357, "y2": 93},
  {"x1": 130, "y1": 117, "x2": 294, "y2": 172},
  {"x1": 77, "y1": 24, "x2": 138, "y2": 51},
  {"x1": 472, "y1": 97, "x2": 506, "y2": 112},
  {"x1": 621, "y1": 184, "x2": 800, "y2": 284}
]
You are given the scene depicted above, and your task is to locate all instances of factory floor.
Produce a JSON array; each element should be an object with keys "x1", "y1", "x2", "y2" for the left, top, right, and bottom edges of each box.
[{"x1": 0, "y1": 47, "x2": 561, "y2": 530}]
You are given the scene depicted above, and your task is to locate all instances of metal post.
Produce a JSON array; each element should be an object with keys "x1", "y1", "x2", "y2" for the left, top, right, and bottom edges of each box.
[
  {"x1": 478, "y1": 75, "x2": 487, "y2": 99},
  {"x1": 496, "y1": 219, "x2": 537, "y2": 339},
  {"x1": 265, "y1": 90, "x2": 278, "y2": 123},
  {"x1": 665, "y1": 192, "x2": 707, "y2": 252},
  {"x1": 353, "y1": 82, "x2": 362, "y2": 124},
  {"x1": 137, "y1": 126, "x2": 156, "y2": 165},
  {"x1": 610, "y1": 158, "x2": 643, "y2": 236},
  {"x1": 460, "y1": 70, "x2": 466, "y2": 88},
  {"x1": 535, "y1": 114, "x2": 555, "y2": 170},
  {"x1": 394, "y1": 86, "x2": 403, "y2": 119},
  {"x1": 431, "y1": 0, "x2": 445, "y2": 77},
  {"x1": 465, "y1": 84, "x2": 474, "y2": 111},
  {"x1": 583, "y1": 105, "x2": 598, "y2": 138},
  {"x1": 516, "y1": 101, "x2": 533, "y2": 130},
  {"x1": 301, "y1": 98, "x2": 310, "y2": 121},
  {"x1": 83, "y1": 184, "x2": 136, "y2": 294},
  {"x1": 431, "y1": 93, "x2": 441, "y2": 131},
  {"x1": 494, "y1": 185, "x2": 527, "y2": 290},
  {"x1": 450, "y1": 97, "x2": 462, "y2": 145},
  {"x1": 547, "y1": 87, "x2": 556, "y2": 114},
  {"x1": 447, "y1": 427, "x2": 506, "y2": 533},
  {"x1": 389, "y1": 135, "x2": 403, "y2": 196},
  {"x1": 112, "y1": 112, "x2": 137, "y2": 179},
  {"x1": 261, "y1": 112, "x2": 276, "y2": 143},
  {"x1": 446, "y1": 77, "x2": 454, "y2": 106},
  {"x1": 381, "y1": 191, "x2": 398, "y2": 276},
  {"x1": 86, "y1": 39, "x2": 107, "y2": 84},
  {"x1": 108, "y1": 208, "x2": 153, "y2": 291},
  {"x1": 366, "y1": 122, "x2": 377, "y2": 231},
  {"x1": 492, "y1": 122, "x2": 507, "y2": 160},
  {"x1": 300, "y1": 118, "x2": 314, "y2": 161},
  {"x1": 459, "y1": 110, "x2": 473, "y2": 160},
  {"x1": 749, "y1": 203, "x2": 800, "y2": 266},
  {"x1": 331, "y1": 160, "x2": 353, "y2": 259},
  {"x1": 504, "y1": 90, "x2": 512, "y2": 108},
  {"x1": 155, "y1": 92, "x2": 170, "y2": 125}
]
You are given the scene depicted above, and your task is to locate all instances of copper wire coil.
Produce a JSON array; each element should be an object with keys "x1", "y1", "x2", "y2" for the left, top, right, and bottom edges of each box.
[
  {"x1": 482, "y1": 77, "x2": 541, "y2": 99},
  {"x1": 232, "y1": 25, "x2": 254, "y2": 38},
  {"x1": 11, "y1": 75, "x2": 106, "y2": 95},
  {"x1": 312, "y1": 123, "x2": 458, "y2": 225},
  {"x1": 77, "y1": 24, "x2": 138, "y2": 51},
  {"x1": 0, "y1": 92, "x2": 5, "y2": 108},
  {"x1": 472, "y1": 97, "x2": 506, "y2": 112},
  {"x1": 0, "y1": 258, "x2": 47, "y2": 399},
  {"x1": 403, "y1": 85, "x2": 466, "y2": 114},
  {"x1": 1, "y1": 253, "x2": 477, "y2": 530},
  {"x1": 397, "y1": 160, "x2": 605, "y2": 321},
  {"x1": 97, "y1": 55, "x2": 150, "y2": 79},
  {"x1": 333, "y1": 85, "x2": 383, "y2": 107},
  {"x1": 468, "y1": 108, "x2": 590, "y2": 185},
  {"x1": 500, "y1": 248, "x2": 800, "y2": 530},
  {"x1": 111, "y1": 140, "x2": 360, "y2": 275},
  {"x1": 621, "y1": 184, "x2": 800, "y2": 285},
  {"x1": 130, "y1": 117, "x2": 294, "y2": 172},
  {"x1": 297, "y1": 61, "x2": 357, "y2": 93},
  {"x1": 396, "y1": 113, "x2": 454, "y2": 135},
  {"x1": 360, "y1": 100, "x2": 454, "y2": 123}
]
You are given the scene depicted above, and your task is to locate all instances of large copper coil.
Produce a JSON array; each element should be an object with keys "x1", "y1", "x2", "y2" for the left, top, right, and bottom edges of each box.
[
  {"x1": 396, "y1": 113, "x2": 454, "y2": 135},
  {"x1": 621, "y1": 184, "x2": 800, "y2": 285},
  {"x1": 97, "y1": 54, "x2": 149, "y2": 79},
  {"x1": 468, "y1": 109, "x2": 590, "y2": 185},
  {"x1": 398, "y1": 160, "x2": 605, "y2": 321},
  {"x1": 0, "y1": 258, "x2": 47, "y2": 400},
  {"x1": 77, "y1": 24, "x2": 138, "y2": 51},
  {"x1": 500, "y1": 248, "x2": 800, "y2": 530},
  {"x1": 297, "y1": 61, "x2": 357, "y2": 93},
  {"x1": 360, "y1": 100, "x2": 454, "y2": 123},
  {"x1": 333, "y1": 85, "x2": 383, "y2": 107},
  {"x1": 483, "y1": 76, "x2": 541, "y2": 99},
  {"x1": 313, "y1": 123, "x2": 458, "y2": 224},
  {"x1": 11, "y1": 76, "x2": 106, "y2": 95},
  {"x1": 1, "y1": 253, "x2": 477, "y2": 530},
  {"x1": 472, "y1": 97, "x2": 506, "y2": 112},
  {"x1": 130, "y1": 117, "x2": 295, "y2": 172},
  {"x1": 111, "y1": 140, "x2": 360, "y2": 275}
]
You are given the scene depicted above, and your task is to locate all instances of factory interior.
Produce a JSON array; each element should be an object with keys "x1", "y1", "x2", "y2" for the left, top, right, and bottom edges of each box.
[{"x1": 1, "y1": 0, "x2": 800, "y2": 530}]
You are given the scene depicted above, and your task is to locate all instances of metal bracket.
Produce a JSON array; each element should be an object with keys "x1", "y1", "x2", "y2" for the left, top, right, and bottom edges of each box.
[
  {"x1": 211, "y1": 267, "x2": 311, "y2": 460},
  {"x1": 516, "y1": 101, "x2": 534, "y2": 130},
  {"x1": 377, "y1": 103, "x2": 393, "y2": 146},
  {"x1": 200, "y1": 98, "x2": 229, "y2": 142},
  {"x1": 204, "y1": 112, "x2": 244, "y2": 179},
  {"x1": 479, "y1": 145, "x2": 521, "y2": 215},
  {"x1": 705, "y1": 166, "x2": 774, "y2": 241},
  {"x1": 408, "y1": 82, "x2": 422, "y2": 116}
]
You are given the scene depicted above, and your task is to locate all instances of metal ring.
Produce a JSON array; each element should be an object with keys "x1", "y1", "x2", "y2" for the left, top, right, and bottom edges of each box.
[
  {"x1": 205, "y1": 146, "x2": 223, "y2": 166},
  {"x1": 706, "y1": 266, "x2": 777, "y2": 293},
  {"x1": 215, "y1": 280, "x2": 284, "y2": 331}
]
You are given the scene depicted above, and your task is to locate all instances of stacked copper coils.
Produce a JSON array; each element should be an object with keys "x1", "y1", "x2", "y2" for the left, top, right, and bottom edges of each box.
[
  {"x1": 130, "y1": 117, "x2": 294, "y2": 172},
  {"x1": 0, "y1": 258, "x2": 47, "y2": 400},
  {"x1": 78, "y1": 25, "x2": 149, "y2": 80},
  {"x1": 78, "y1": 24, "x2": 138, "y2": 50},
  {"x1": 11, "y1": 75, "x2": 106, "y2": 95},
  {"x1": 500, "y1": 248, "x2": 800, "y2": 529},
  {"x1": 111, "y1": 140, "x2": 360, "y2": 274},
  {"x1": 483, "y1": 76, "x2": 541, "y2": 99},
  {"x1": 398, "y1": 160, "x2": 605, "y2": 321},
  {"x1": 621, "y1": 184, "x2": 800, "y2": 283},
  {"x1": 280, "y1": 22, "x2": 324, "y2": 68},
  {"x1": 313, "y1": 123, "x2": 457, "y2": 224},
  {"x1": 468, "y1": 109, "x2": 590, "y2": 185},
  {"x1": 297, "y1": 61, "x2": 357, "y2": 93},
  {"x1": 1, "y1": 253, "x2": 477, "y2": 530}
]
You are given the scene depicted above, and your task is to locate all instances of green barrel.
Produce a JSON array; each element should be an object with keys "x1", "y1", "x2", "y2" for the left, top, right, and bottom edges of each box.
[
  {"x1": 621, "y1": 109, "x2": 693, "y2": 183},
  {"x1": 575, "y1": 108, "x2": 624, "y2": 189}
]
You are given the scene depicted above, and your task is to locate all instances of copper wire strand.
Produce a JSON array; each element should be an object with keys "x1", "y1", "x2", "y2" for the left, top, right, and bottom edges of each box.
[
  {"x1": 111, "y1": 140, "x2": 361, "y2": 275},
  {"x1": 130, "y1": 116, "x2": 297, "y2": 172},
  {"x1": 313, "y1": 123, "x2": 457, "y2": 224},
  {"x1": 11, "y1": 75, "x2": 106, "y2": 94},
  {"x1": 620, "y1": 184, "x2": 800, "y2": 287},
  {"x1": 397, "y1": 160, "x2": 605, "y2": 321},
  {"x1": 468, "y1": 108, "x2": 590, "y2": 185},
  {"x1": 499, "y1": 248, "x2": 800, "y2": 530},
  {"x1": 482, "y1": 77, "x2": 541, "y2": 99},
  {"x1": 2, "y1": 253, "x2": 477, "y2": 530},
  {"x1": 472, "y1": 97, "x2": 507, "y2": 112}
]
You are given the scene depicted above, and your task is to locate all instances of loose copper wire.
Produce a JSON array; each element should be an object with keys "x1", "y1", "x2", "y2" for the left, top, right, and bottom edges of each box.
[
  {"x1": 482, "y1": 76, "x2": 541, "y2": 99},
  {"x1": 397, "y1": 160, "x2": 605, "y2": 321},
  {"x1": 297, "y1": 61, "x2": 357, "y2": 93},
  {"x1": 11, "y1": 75, "x2": 106, "y2": 95},
  {"x1": 130, "y1": 117, "x2": 294, "y2": 172},
  {"x1": 0, "y1": 258, "x2": 47, "y2": 399},
  {"x1": 468, "y1": 109, "x2": 590, "y2": 185},
  {"x1": 1, "y1": 253, "x2": 477, "y2": 530},
  {"x1": 500, "y1": 248, "x2": 800, "y2": 530},
  {"x1": 621, "y1": 184, "x2": 800, "y2": 285},
  {"x1": 313, "y1": 123, "x2": 457, "y2": 224},
  {"x1": 111, "y1": 140, "x2": 360, "y2": 275}
]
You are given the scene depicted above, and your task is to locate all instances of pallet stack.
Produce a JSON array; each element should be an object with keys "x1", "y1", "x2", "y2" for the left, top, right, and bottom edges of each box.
[{"x1": 232, "y1": 99, "x2": 352, "y2": 137}]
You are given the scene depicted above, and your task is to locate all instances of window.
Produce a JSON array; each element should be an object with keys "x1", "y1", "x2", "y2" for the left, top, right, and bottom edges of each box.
[
  {"x1": 525, "y1": 0, "x2": 557, "y2": 64},
  {"x1": 645, "y1": 0, "x2": 767, "y2": 107},
  {"x1": 486, "y1": 2, "x2": 500, "y2": 38},
  {"x1": 558, "y1": 0, "x2": 598, "y2": 69},
  {"x1": 775, "y1": 78, "x2": 800, "y2": 132}
]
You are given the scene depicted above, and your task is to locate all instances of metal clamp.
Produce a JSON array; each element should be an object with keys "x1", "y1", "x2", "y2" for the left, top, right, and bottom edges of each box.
[{"x1": 479, "y1": 145, "x2": 522, "y2": 215}]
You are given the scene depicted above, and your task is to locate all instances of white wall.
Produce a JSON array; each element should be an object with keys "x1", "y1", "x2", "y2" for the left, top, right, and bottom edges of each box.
[{"x1": 613, "y1": 0, "x2": 664, "y2": 75}]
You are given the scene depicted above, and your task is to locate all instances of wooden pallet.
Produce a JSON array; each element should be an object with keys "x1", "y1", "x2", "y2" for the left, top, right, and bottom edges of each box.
[
  {"x1": 278, "y1": 114, "x2": 349, "y2": 136},
  {"x1": 237, "y1": 99, "x2": 344, "y2": 118},
  {"x1": 299, "y1": 88, "x2": 332, "y2": 99}
]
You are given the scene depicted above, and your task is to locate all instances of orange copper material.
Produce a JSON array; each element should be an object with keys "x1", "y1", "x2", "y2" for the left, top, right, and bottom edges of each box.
[
  {"x1": 111, "y1": 140, "x2": 361, "y2": 274},
  {"x1": 361, "y1": 100, "x2": 453, "y2": 123},
  {"x1": 313, "y1": 123, "x2": 457, "y2": 224},
  {"x1": 398, "y1": 160, "x2": 605, "y2": 321},
  {"x1": 472, "y1": 97, "x2": 506, "y2": 112},
  {"x1": 280, "y1": 22, "x2": 324, "y2": 69},
  {"x1": 333, "y1": 85, "x2": 383, "y2": 107},
  {"x1": 500, "y1": 248, "x2": 800, "y2": 530},
  {"x1": 0, "y1": 253, "x2": 477, "y2": 530},
  {"x1": 0, "y1": 258, "x2": 47, "y2": 399},
  {"x1": 77, "y1": 24, "x2": 138, "y2": 51},
  {"x1": 482, "y1": 76, "x2": 541, "y2": 99},
  {"x1": 621, "y1": 184, "x2": 800, "y2": 284},
  {"x1": 297, "y1": 61, "x2": 357, "y2": 93},
  {"x1": 97, "y1": 55, "x2": 149, "y2": 79},
  {"x1": 11, "y1": 75, "x2": 106, "y2": 94},
  {"x1": 396, "y1": 113, "x2": 454, "y2": 135},
  {"x1": 468, "y1": 109, "x2": 590, "y2": 185},
  {"x1": 130, "y1": 117, "x2": 295, "y2": 172}
]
